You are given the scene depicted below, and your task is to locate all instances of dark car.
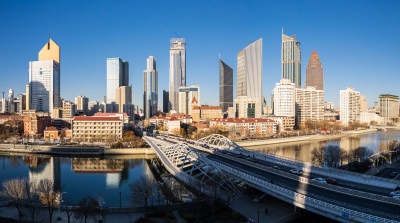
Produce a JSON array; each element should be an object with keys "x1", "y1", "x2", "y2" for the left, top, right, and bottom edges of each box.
[{"x1": 325, "y1": 178, "x2": 337, "y2": 185}]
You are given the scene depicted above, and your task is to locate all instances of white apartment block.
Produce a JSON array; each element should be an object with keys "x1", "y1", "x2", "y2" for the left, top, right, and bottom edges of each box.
[
  {"x1": 273, "y1": 79, "x2": 295, "y2": 117},
  {"x1": 295, "y1": 87, "x2": 324, "y2": 124},
  {"x1": 340, "y1": 87, "x2": 361, "y2": 125},
  {"x1": 72, "y1": 116, "x2": 123, "y2": 142},
  {"x1": 234, "y1": 96, "x2": 261, "y2": 118}
]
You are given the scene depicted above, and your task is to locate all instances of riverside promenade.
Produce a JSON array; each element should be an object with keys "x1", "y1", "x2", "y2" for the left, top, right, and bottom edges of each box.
[
  {"x1": 236, "y1": 128, "x2": 378, "y2": 147},
  {"x1": 0, "y1": 143, "x2": 155, "y2": 156}
]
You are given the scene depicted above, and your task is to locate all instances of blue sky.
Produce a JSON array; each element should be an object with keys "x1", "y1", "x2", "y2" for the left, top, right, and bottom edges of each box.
[{"x1": 0, "y1": 0, "x2": 399, "y2": 109}]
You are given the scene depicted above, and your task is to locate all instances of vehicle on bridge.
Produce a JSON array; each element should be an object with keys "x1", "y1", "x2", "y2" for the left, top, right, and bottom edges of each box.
[
  {"x1": 312, "y1": 178, "x2": 327, "y2": 183},
  {"x1": 290, "y1": 169, "x2": 302, "y2": 175}
]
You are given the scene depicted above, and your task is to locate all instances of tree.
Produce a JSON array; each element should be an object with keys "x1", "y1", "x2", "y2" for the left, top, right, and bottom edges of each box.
[
  {"x1": 311, "y1": 147, "x2": 325, "y2": 166},
  {"x1": 37, "y1": 179, "x2": 59, "y2": 223},
  {"x1": 73, "y1": 196, "x2": 100, "y2": 223},
  {"x1": 0, "y1": 178, "x2": 28, "y2": 222},
  {"x1": 24, "y1": 180, "x2": 40, "y2": 223},
  {"x1": 129, "y1": 175, "x2": 159, "y2": 210},
  {"x1": 324, "y1": 145, "x2": 343, "y2": 168}
]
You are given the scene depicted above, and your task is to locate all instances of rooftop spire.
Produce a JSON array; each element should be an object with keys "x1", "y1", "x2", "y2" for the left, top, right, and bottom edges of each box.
[{"x1": 311, "y1": 50, "x2": 319, "y2": 58}]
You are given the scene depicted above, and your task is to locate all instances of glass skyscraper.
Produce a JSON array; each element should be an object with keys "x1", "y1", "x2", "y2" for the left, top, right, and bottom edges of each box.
[
  {"x1": 143, "y1": 56, "x2": 158, "y2": 118},
  {"x1": 219, "y1": 59, "x2": 233, "y2": 112},
  {"x1": 169, "y1": 38, "x2": 186, "y2": 112},
  {"x1": 282, "y1": 31, "x2": 301, "y2": 88},
  {"x1": 106, "y1": 58, "x2": 129, "y2": 103}
]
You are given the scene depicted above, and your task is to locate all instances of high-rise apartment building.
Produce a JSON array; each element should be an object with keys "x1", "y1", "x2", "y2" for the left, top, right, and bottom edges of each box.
[
  {"x1": 219, "y1": 59, "x2": 233, "y2": 113},
  {"x1": 340, "y1": 87, "x2": 361, "y2": 125},
  {"x1": 234, "y1": 96, "x2": 261, "y2": 118},
  {"x1": 75, "y1": 95, "x2": 89, "y2": 114},
  {"x1": 116, "y1": 86, "x2": 132, "y2": 113},
  {"x1": 88, "y1": 101, "x2": 99, "y2": 116},
  {"x1": 237, "y1": 38, "x2": 262, "y2": 114},
  {"x1": 29, "y1": 38, "x2": 61, "y2": 114},
  {"x1": 360, "y1": 95, "x2": 368, "y2": 113},
  {"x1": 305, "y1": 50, "x2": 323, "y2": 90},
  {"x1": 379, "y1": 94, "x2": 399, "y2": 119},
  {"x1": 169, "y1": 38, "x2": 186, "y2": 111},
  {"x1": 62, "y1": 101, "x2": 76, "y2": 118},
  {"x1": 143, "y1": 56, "x2": 158, "y2": 118},
  {"x1": 163, "y1": 90, "x2": 169, "y2": 113},
  {"x1": 106, "y1": 58, "x2": 129, "y2": 103},
  {"x1": 282, "y1": 31, "x2": 301, "y2": 88},
  {"x1": 295, "y1": 87, "x2": 324, "y2": 124},
  {"x1": 273, "y1": 79, "x2": 296, "y2": 117},
  {"x1": 178, "y1": 85, "x2": 200, "y2": 115}
]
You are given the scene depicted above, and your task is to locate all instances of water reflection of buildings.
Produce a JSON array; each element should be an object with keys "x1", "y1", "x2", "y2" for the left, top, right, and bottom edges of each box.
[
  {"x1": 71, "y1": 158, "x2": 126, "y2": 189},
  {"x1": 340, "y1": 136, "x2": 361, "y2": 152},
  {"x1": 25, "y1": 156, "x2": 61, "y2": 192}
]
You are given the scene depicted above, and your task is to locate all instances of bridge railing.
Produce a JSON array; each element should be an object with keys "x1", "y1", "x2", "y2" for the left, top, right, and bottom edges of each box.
[{"x1": 212, "y1": 160, "x2": 399, "y2": 223}]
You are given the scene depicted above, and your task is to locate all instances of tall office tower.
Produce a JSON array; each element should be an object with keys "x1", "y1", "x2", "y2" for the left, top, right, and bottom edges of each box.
[
  {"x1": 305, "y1": 50, "x2": 323, "y2": 90},
  {"x1": 169, "y1": 38, "x2": 186, "y2": 111},
  {"x1": 143, "y1": 56, "x2": 158, "y2": 119},
  {"x1": 234, "y1": 96, "x2": 261, "y2": 118},
  {"x1": 273, "y1": 79, "x2": 296, "y2": 117},
  {"x1": 237, "y1": 38, "x2": 262, "y2": 114},
  {"x1": 163, "y1": 90, "x2": 169, "y2": 113},
  {"x1": 178, "y1": 85, "x2": 200, "y2": 115},
  {"x1": 8, "y1": 89, "x2": 14, "y2": 113},
  {"x1": 219, "y1": 59, "x2": 233, "y2": 113},
  {"x1": 340, "y1": 87, "x2": 361, "y2": 125},
  {"x1": 282, "y1": 30, "x2": 301, "y2": 88},
  {"x1": 26, "y1": 84, "x2": 30, "y2": 110},
  {"x1": 29, "y1": 38, "x2": 61, "y2": 114},
  {"x1": 75, "y1": 95, "x2": 89, "y2": 114},
  {"x1": 379, "y1": 94, "x2": 399, "y2": 119},
  {"x1": 360, "y1": 95, "x2": 368, "y2": 112},
  {"x1": 116, "y1": 86, "x2": 132, "y2": 113},
  {"x1": 18, "y1": 94, "x2": 26, "y2": 112},
  {"x1": 295, "y1": 87, "x2": 324, "y2": 124},
  {"x1": 106, "y1": 58, "x2": 129, "y2": 103}
]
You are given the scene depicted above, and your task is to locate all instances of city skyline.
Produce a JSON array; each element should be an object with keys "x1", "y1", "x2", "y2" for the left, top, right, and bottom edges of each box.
[{"x1": 1, "y1": 1, "x2": 400, "y2": 109}]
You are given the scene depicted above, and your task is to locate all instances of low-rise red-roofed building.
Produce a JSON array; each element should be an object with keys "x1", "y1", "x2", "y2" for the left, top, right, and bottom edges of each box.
[
  {"x1": 191, "y1": 106, "x2": 222, "y2": 122},
  {"x1": 210, "y1": 118, "x2": 277, "y2": 137},
  {"x1": 72, "y1": 116, "x2": 123, "y2": 142},
  {"x1": 44, "y1": 126, "x2": 59, "y2": 141}
]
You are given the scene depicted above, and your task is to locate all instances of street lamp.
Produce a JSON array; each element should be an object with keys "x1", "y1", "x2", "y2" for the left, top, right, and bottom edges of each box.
[{"x1": 57, "y1": 192, "x2": 67, "y2": 220}]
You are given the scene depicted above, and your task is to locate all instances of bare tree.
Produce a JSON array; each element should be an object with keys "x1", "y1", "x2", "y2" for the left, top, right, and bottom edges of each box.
[
  {"x1": 324, "y1": 145, "x2": 343, "y2": 168},
  {"x1": 311, "y1": 146, "x2": 325, "y2": 166},
  {"x1": 73, "y1": 196, "x2": 100, "y2": 223},
  {"x1": 37, "y1": 179, "x2": 59, "y2": 223},
  {"x1": 129, "y1": 175, "x2": 159, "y2": 210},
  {"x1": 24, "y1": 180, "x2": 40, "y2": 223},
  {"x1": 0, "y1": 178, "x2": 28, "y2": 222}
]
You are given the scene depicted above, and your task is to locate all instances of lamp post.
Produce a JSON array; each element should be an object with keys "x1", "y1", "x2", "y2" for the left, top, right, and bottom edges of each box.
[{"x1": 58, "y1": 192, "x2": 66, "y2": 220}]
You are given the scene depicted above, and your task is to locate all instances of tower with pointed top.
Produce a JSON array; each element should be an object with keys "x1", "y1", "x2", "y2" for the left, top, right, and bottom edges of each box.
[
  {"x1": 282, "y1": 31, "x2": 301, "y2": 88},
  {"x1": 306, "y1": 50, "x2": 324, "y2": 90},
  {"x1": 29, "y1": 38, "x2": 61, "y2": 114},
  {"x1": 219, "y1": 59, "x2": 233, "y2": 113}
]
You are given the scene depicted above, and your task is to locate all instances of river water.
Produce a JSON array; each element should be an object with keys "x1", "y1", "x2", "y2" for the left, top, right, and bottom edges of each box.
[
  {"x1": 245, "y1": 129, "x2": 400, "y2": 163},
  {"x1": 0, "y1": 154, "x2": 162, "y2": 207}
]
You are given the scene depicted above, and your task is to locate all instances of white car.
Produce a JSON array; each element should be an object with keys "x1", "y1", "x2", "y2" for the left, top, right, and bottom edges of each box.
[
  {"x1": 290, "y1": 169, "x2": 302, "y2": 175},
  {"x1": 390, "y1": 191, "x2": 400, "y2": 197},
  {"x1": 312, "y1": 178, "x2": 327, "y2": 183}
]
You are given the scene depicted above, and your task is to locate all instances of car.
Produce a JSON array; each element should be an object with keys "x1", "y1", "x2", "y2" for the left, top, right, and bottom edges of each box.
[
  {"x1": 325, "y1": 178, "x2": 337, "y2": 185},
  {"x1": 289, "y1": 169, "x2": 302, "y2": 175},
  {"x1": 312, "y1": 178, "x2": 327, "y2": 183},
  {"x1": 392, "y1": 195, "x2": 400, "y2": 200},
  {"x1": 390, "y1": 191, "x2": 400, "y2": 197}
]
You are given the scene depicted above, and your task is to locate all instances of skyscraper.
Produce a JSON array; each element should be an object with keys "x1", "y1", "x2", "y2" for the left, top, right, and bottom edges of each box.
[
  {"x1": 219, "y1": 59, "x2": 233, "y2": 113},
  {"x1": 116, "y1": 86, "x2": 132, "y2": 113},
  {"x1": 29, "y1": 38, "x2": 61, "y2": 114},
  {"x1": 282, "y1": 30, "x2": 301, "y2": 88},
  {"x1": 273, "y1": 79, "x2": 296, "y2": 117},
  {"x1": 178, "y1": 85, "x2": 200, "y2": 115},
  {"x1": 379, "y1": 94, "x2": 399, "y2": 119},
  {"x1": 75, "y1": 95, "x2": 89, "y2": 114},
  {"x1": 143, "y1": 56, "x2": 158, "y2": 118},
  {"x1": 340, "y1": 87, "x2": 361, "y2": 125},
  {"x1": 305, "y1": 50, "x2": 323, "y2": 90},
  {"x1": 169, "y1": 38, "x2": 186, "y2": 111},
  {"x1": 106, "y1": 58, "x2": 129, "y2": 103},
  {"x1": 163, "y1": 90, "x2": 169, "y2": 113},
  {"x1": 237, "y1": 38, "x2": 262, "y2": 114}
]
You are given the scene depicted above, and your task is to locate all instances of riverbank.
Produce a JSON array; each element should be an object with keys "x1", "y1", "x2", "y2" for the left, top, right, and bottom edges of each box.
[
  {"x1": 236, "y1": 128, "x2": 378, "y2": 147},
  {"x1": 0, "y1": 143, "x2": 155, "y2": 156}
]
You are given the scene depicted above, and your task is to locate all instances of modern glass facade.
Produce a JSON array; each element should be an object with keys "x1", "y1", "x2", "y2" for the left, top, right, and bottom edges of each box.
[
  {"x1": 282, "y1": 33, "x2": 301, "y2": 88},
  {"x1": 107, "y1": 58, "x2": 129, "y2": 103},
  {"x1": 143, "y1": 56, "x2": 158, "y2": 118},
  {"x1": 219, "y1": 59, "x2": 233, "y2": 113},
  {"x1": 169, "y1": 38, "x2": 186, "y2": 112}
]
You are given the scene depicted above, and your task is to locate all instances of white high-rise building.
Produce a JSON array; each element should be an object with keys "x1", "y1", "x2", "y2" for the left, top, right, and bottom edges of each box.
[
  {"x1": 169, "y1": 38, "x2": 186, "y2": 112},
  {"x1": 295, "y1": 87, "x2": 324, "y2": 124},
  {"x1": 106, "y1": 58, "x2": 129, "y2": 104},
  {"x1": 237, "y1": 38, "x2": 262, "y2": 114},
  {"x1": 75, "y1": 95, "x2": 89, "y2": 114},
  {"x1": 340, "y1": 87, "x2": 361, "y2": 125},
  {"x1": 273, "y1": 79, "x2": 295, "y2": 117},
  {"x1": 143, "y1": 56, "x2": 158, "y2": 118},
  {"x1": 178, "y1": 85, "x2": 199, "y2": 115},
  {"x1": 29, "y1": 60, "x2": 60, "y2": 113}
]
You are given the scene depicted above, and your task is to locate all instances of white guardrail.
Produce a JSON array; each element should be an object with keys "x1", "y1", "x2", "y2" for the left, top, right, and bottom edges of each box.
[{"x1": 212, "y1": 160, "x2": 400, "y2": 223}]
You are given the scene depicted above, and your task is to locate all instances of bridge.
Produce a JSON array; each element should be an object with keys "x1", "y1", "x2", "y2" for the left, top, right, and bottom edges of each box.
[{"x1": 144, "y1": 134, "x2": 400, "y2": 223}]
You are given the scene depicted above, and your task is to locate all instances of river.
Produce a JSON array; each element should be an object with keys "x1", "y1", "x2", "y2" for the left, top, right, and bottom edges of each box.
[{"x1": 245, "y1": 129, "x2": 400, "y2": 163}]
